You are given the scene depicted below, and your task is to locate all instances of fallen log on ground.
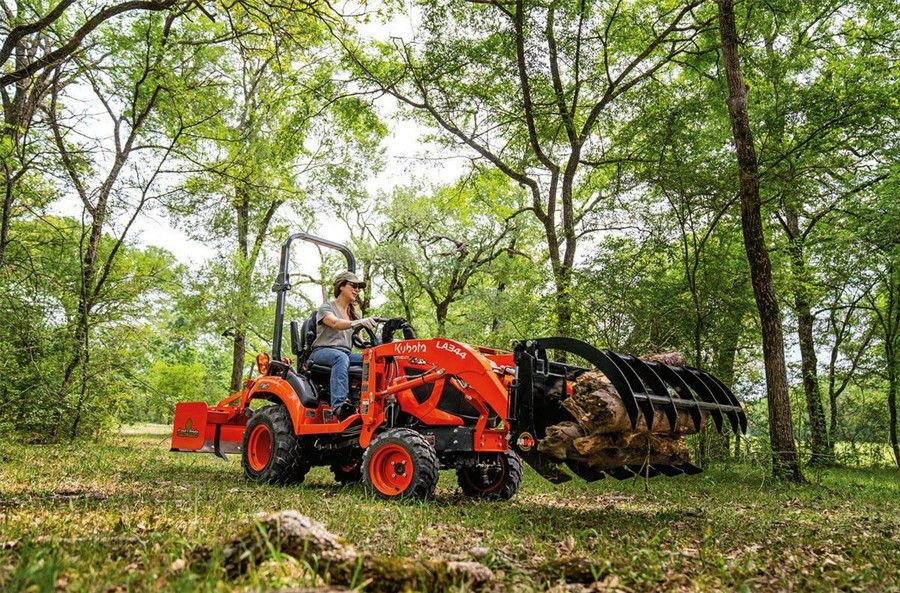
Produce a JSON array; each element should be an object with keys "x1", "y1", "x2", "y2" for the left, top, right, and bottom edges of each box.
[
  {"x1": 185, "y1": 511, "x2": 608, "y2": 589},
  {"x1": 193, "y1": 510, "x2": 493, "y2": 591}
]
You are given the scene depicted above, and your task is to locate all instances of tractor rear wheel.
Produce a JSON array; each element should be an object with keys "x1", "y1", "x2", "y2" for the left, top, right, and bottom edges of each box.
[
  {"x1": 362, "y1": 428, "x2": 439, "y2": 499},
  {"x1": 330, "y1": 456, "x2": 363, "y2": 486},
  {"x1": 456, "y1": 451, "x2": 523, "y2": 500},
  {"x1": 242, "y1": 405, "x2": 309, "y2": 484}
]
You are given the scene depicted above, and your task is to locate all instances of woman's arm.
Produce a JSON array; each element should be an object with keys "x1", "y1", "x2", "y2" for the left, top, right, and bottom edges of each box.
[
  {"x1": 321, "y1": 314, "x2": 377, "y2": 331},
  {"x1": 320, "y1": 313, "x2": 353, "y2": 331}
]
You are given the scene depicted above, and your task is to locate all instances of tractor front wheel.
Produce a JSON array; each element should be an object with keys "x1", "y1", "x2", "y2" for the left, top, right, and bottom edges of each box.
[
  {"x1": 242, "y1": 405, "x2": 309, "y2": 484},
  {"x1": 456, "y1": 451, "x2": 523, "y2": 500},
  {"x1": 362, "y1": 428, "x2": 439, "y2": 499}
]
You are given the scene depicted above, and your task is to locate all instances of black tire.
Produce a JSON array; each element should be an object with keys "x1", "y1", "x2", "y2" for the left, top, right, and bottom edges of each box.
[
  {"x1": 241, "y1": 405, "x2": 309, "y2": 484},
  {"x1": 330, "y1": 456, "x2": 363, "y2": 486},
  {"x1": 361, "y1": 428, "x2": 439, "y2": 499},
  {"x1": 456, "y1": 451, "x2": 523, "y2": 500}
]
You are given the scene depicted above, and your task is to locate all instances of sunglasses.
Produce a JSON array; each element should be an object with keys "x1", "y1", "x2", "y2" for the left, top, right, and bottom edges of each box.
[{"x1": 344, "y1": 282, "x2": 362, "y2": 290}]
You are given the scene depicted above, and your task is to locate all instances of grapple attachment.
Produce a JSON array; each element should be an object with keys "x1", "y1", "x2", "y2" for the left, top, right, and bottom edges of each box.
[{"x1": 509, "y1": 338, "x2": 747, "y2": 482}]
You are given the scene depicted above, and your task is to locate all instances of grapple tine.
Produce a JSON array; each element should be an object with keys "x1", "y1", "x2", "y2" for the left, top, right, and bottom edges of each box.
[
  {"x1": 622, "y1": 355, "x2": 678, "y2": 430},
  {"x1": 645, "y1": 362, "x2": 704, "y2": 432},
  {"x1": 605, "y1": 467, "x2": 636, "y2": 480},
  {"x1": 566, "y1": 460, "x2": 606, "y2": 482},
  {"x1": 519, "y1": 449, "x2": 573, "y2": 484},
  {"x1": 704, "y1": 373, "x2": 748, "y2": 434},
  {"x1": 653, "y1": 464, "x2": 685, "y2": 477},
  {"x1": 676, "y1": 462, "x2": 703, "y2": 475},
  {"x1": 673, "y1": 367, "x2": 725, "y2": 432},
  {"x1": 604, "y1": 350, "x2": 656, "y2": 429}
]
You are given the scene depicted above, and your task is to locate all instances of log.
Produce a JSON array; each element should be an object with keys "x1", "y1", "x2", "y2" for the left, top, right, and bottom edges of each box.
[
  {"x1": 565, "y1": 371, "x2": 708, "y2": 434},
  {"x1": 192, "y1": 511, "x2": 493, "y2": 590}
]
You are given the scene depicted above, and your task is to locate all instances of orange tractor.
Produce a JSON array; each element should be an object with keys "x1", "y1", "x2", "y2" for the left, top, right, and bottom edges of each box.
[{"x1": 171, "y1": 233, "x2": 745, "y2": 499}]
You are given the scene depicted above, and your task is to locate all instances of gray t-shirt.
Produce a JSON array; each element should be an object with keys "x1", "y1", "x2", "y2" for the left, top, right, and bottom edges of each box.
[{"x1": 311, "y1": 300, "x2": 353, "y2": 351}]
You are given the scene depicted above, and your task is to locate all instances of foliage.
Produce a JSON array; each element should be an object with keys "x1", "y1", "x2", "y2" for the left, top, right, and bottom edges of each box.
[
  {"x1": 0, "y1": 218, "x2": 180, "y2": 438},
  {"x1": 1, "y1": 0, "x2": 899, "y2": 467}
]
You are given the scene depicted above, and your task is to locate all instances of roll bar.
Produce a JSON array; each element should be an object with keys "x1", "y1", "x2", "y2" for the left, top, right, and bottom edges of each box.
[{"x1": 271, "y1": 233, "x2": 356, "y2": 360}]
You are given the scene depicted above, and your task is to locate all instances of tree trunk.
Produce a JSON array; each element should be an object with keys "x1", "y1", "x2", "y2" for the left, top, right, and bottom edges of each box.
[
  {"x1": 552, "y1": 262, "x2": 573, "y2": 339},
  {"x1": 888, "y1": 349, "x2": 899, "y2": 467},
  {"x1": 436, "y1": 301, "x2": 449, "y2": 336},
  {"x1": 230, "y1": 184, "x2": 250, "y2": 393},
  {"x1": 230, "y1": 329, "x2": 247, "y2": 393},
  {"x1": 784, "y1": 208, "x2": 831, "y2": 463},
  {"x1": 885, "y1": 269, "x2": 900, "y2": 466},
  {"x1": 58, "y1": 209, "x2": 106, "y2": 436},
  {"x1": 491, "y1": 281, "x2": 507, "y2": 334},
  {"x1": 0, "y1": 160, "x2": 13, "y2": 267},
  {"x1": 714, "y1": 329, "x2": 742, "y2": 459},
  {"x1": 717, "y1": 0, "x2": 802, "y2": 481}
]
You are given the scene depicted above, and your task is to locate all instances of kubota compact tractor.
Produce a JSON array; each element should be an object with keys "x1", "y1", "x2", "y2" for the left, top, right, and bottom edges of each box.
[{"x1": 171, "y1": 233, "x2": 746, "y2": 499}]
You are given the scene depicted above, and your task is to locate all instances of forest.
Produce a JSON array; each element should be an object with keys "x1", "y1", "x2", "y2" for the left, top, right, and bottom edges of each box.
[{"x1": 1, "y1": 0, "x2": 898, "y2": 591}]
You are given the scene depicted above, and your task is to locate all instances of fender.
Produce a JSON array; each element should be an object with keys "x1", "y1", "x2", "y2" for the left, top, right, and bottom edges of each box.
[{"x1": 246, "y1": 377, "x2": 305, "y2": 433}]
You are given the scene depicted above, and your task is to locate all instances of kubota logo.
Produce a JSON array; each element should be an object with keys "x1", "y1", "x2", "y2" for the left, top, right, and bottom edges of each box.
[
  {"x1": 394, "y1": 342, "x2": 427, "y2": 355},
  {"x1": 436, "y1": 341, "x2": 467, "y2": 359},
  {"x1": 176, "y1": 419, "x2": 200, "y2": 439}
]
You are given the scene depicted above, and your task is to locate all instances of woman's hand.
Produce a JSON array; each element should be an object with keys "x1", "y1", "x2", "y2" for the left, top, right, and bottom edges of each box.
[{"x1": 350, "y1": 318, "x2": 378, "y2": 330}]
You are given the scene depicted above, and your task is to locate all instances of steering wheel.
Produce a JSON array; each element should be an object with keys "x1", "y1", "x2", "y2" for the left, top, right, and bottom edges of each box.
[{"x1": 351, "y1": 318, "x2": 387, "y2": 349}]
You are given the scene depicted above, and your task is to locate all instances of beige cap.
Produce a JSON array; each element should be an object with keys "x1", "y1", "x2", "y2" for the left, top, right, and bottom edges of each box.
[{"x1": 333, "y1": 271, "x2": 366, "y2": 289}]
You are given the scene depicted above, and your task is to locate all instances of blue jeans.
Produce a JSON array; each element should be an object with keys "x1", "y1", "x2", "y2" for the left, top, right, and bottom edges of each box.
[{"x1": 309, "y1": 348, "x2": 362, "y2": 408}]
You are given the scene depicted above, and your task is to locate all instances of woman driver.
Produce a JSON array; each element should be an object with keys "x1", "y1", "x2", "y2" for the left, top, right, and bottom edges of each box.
[{"x1": 309, "y1": 271, "x2": 378, "y2": 420}]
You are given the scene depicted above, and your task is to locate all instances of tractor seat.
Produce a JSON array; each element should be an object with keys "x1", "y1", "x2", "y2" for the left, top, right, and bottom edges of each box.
[{"x1": 291, "y1": 311, "x2": 363, "y2": 383}]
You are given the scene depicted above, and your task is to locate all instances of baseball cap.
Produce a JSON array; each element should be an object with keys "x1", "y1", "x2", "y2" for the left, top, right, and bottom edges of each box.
[{"x1": 333, "y1": 271, "x2": 367, "y2": 289}]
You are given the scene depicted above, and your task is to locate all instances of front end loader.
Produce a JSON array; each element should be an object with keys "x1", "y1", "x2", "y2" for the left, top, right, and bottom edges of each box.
[{"x1": 171, "y1": 233, "x2": 745, "y2": 499}]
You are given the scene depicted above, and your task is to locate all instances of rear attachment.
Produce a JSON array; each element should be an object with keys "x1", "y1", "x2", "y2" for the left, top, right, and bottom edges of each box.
[
  {"x1": 509, "y1": 338, "x2": 747, "y2": 482},
  {"x1": 171, "y1": 401, "x2": 247, "y2": 460}
]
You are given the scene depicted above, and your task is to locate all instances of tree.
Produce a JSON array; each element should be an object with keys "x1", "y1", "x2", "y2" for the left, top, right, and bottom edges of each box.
[
  {"x1": 0, "y1": 217, "x2": 178, "y2": 437},
  {"x1": 375, "y1": 169, "x2": 532, "y2": 336},
  {"x1": 44, "y1": 9, "x2": 216, "y2": 438},
  {"x1": 856, "y1": 177, "x2": 900, "y2": 467},
  {"x1": 175, "y1": 3, "x2": 384, "y2": 390},
  {"x1": 717, "y1": 0, "x2": 802, "y2": 481},
  {"x1": 740, "y1": 0, "x2": 897, "y2": 464},
  {"x1": 346, "y1": 0, "x2": 714, "y2": 337}
]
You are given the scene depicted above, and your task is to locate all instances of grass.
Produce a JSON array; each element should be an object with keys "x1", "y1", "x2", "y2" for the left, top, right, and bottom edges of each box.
[{"x1": 1, "y1": 426, "x2": 898, "y2": 592}]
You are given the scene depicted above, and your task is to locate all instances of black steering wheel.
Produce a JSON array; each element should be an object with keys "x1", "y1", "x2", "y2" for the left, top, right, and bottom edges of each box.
[{"x1": 352, "y1": 318, "x2": 387, "y2": 349}]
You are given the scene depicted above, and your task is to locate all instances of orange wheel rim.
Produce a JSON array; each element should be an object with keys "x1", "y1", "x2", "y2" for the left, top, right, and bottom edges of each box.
[
  {"x1": 247, "y1": 424, "x2": 272, "y2": 472},
  {"x1": 369, "y1": 444, "x2": 413, "y2": 495}
]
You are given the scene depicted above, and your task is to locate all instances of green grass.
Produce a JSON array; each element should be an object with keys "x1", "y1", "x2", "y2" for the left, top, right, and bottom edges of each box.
[{"x1": 1, "y1": 427, "x2": 898, "y2": 592}]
